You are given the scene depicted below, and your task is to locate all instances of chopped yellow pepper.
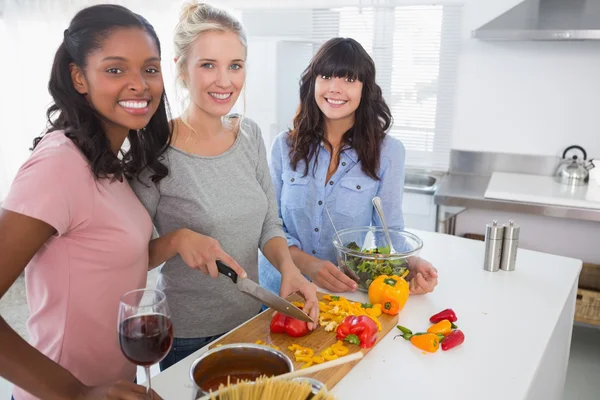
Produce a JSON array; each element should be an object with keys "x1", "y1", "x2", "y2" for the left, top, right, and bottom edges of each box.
[
  {"x1": 319, "y1": 301, "x2": 332, "y2": 312},
  {"x1": 294, "y1": 347, "x2": 314, "y2": 358},
  {"x1": 333, "y1": 346, "x2": 349, "y2": 356},
  {"x1": 292, "y1": 301, "x2": 305, "y2": 308},
  {"x1": 295, "y1": 355, "x2": 313, "y2": 363},
  {"x1": 301, "y1": 360, "x2": 314, "y2": 369},
  {"x1": 365, "y1": 304, "x2": 383, "y2": 318},
  {"x1": 312, "y1": 355, "x2": 325, "y2": 364},
  {"x1": 321, "y1": 347, "x2": 339, "y2": 361},
  {"x1": 288, "y1": 344, "x2": 303, "y2": 352},
  {"x1": 255, "y1": 340, "x2": 280, "y2": 350}
]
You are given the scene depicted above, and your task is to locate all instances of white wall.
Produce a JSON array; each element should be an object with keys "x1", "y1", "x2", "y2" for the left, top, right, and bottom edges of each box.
[{"x1": 453, "y1": 0, "x2": 600, "y2": 159}]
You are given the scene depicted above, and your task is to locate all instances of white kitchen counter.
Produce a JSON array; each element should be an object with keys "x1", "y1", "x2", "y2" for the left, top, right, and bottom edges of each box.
[{"x1": 151, "y1": 230, "x2": 582, "y2": 400}]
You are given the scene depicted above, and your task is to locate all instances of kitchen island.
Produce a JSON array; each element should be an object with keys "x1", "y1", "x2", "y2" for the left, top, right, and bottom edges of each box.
[{"x1": 151, "y1": 230, "x2": 581, "y2": 400}]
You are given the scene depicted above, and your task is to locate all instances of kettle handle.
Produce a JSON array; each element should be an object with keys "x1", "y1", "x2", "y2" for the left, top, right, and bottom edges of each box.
[{"x1": 563, "y1": 145, "x2": 587, "y2": 160}]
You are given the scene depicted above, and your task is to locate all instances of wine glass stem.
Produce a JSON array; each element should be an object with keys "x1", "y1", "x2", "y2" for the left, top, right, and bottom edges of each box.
[{"x1": 145, "y1": 366, "x2": 152, "y2": 399}]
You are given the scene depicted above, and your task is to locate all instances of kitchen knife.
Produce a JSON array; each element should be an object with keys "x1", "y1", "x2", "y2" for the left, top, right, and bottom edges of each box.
[{"x1": 216, "y1": 260, "x2": 314, "y2": 323}]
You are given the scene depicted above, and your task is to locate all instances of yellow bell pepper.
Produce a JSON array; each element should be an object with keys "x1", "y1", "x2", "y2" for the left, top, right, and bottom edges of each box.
[
  {"x1": 288, "y1": 344, "x2": 303, "y2": 352},
  {"x1": 292, "y1": 301, "x2": 305, "y2": 308},
  {"x1": 301, "y1": 360, "x2": 314, "y2": 369},
  {"x1": 368, "y1": 275, "x2": 409, "y2": 316}
]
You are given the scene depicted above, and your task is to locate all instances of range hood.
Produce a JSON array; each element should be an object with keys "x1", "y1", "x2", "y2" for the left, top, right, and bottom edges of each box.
[{"x1": 473, "y1": 0, "x2": 600, "y2": 41}]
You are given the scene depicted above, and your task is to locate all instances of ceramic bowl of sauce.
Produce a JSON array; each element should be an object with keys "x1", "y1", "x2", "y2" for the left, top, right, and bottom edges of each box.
[{"x1": 190, "y1": 343, "x2": 294, "y2": 398}]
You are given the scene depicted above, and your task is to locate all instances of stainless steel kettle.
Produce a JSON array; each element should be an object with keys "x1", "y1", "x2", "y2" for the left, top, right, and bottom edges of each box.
[{"x1": 554, "y1": 145, "x2": 595, "y2": 186}]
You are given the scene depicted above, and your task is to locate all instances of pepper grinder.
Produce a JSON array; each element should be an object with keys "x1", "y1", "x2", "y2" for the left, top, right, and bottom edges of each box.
[
  {"x1": 500, "y1": 220, "x2": 520, "y2": 271},
  {"x1": 483, "y1": 220, "x2": 504, "y2": 272}
]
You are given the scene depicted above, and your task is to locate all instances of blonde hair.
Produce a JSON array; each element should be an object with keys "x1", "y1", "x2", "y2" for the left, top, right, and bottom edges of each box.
[
  {"x1": 173, "y1": 1, "x2": 247, "y2": 133},
  {"x1": 174, "y1": 1, "x2": 247, "y2": 90}
]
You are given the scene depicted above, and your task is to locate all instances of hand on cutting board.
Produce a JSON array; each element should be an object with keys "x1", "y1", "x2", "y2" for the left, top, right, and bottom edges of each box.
[
  {"x1": 407, "y1": 257, "x2": 438, "y2": 295},
  {"x1": 279, "y1": 265, "x2": 320, "y2": 330},
  {"x1": 175, "y1": 228, "x2": 246, "y2": 279}
]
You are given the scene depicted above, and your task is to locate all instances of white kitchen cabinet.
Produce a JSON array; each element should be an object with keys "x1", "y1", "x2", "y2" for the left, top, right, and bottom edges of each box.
[{"x1": 403, "y1": 192, "x2": 437, "y2": 232}]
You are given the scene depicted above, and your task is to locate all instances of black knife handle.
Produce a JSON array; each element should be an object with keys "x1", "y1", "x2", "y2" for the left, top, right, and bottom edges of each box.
[{"x1": 216, "y1": 260, "x2": 238, "y2": 283}]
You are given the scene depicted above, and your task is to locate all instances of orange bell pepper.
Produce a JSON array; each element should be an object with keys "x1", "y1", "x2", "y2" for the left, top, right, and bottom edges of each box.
[
  {"x1": 410, "y1": 333, "x2": 441, "y2": 353},
  {"x1": 427, "y1": 319, "x2": 453, "y2": 336},
  {"x1": 368, "y1": 275, "x2": 409, "y2": 316}
]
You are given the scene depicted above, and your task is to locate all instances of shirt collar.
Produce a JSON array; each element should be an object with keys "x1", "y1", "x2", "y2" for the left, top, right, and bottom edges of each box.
[{"x1": 319, "y1": 141, "x2": 359, "y2": 163}]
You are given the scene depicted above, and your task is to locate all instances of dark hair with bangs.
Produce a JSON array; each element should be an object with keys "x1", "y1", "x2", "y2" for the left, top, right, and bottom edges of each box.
[
  {"x1": 33, "y1": 4, "x2": 172, "y2": 183},
  {"x1": 287, "y1": 37, "x2": 392, "y2": 180}
]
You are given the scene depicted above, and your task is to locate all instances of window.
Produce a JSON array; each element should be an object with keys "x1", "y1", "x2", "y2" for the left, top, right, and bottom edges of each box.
[{"x1": 238, "y1": 2, "x2": 463, "y2": 171}]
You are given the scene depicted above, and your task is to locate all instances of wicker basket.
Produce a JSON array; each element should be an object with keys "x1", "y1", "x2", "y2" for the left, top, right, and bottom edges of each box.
[
  {"x1": 463, "y1": 233, "x2": 485, "y2": 241},
  {"x1": 575, "y1": 263, "x2": 600, "y2": 326}
]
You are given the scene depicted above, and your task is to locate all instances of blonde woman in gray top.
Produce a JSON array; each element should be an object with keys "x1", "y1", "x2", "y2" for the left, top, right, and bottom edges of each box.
[{"x1": 131, "y1": 2, "x2": 319, "y2": 371}]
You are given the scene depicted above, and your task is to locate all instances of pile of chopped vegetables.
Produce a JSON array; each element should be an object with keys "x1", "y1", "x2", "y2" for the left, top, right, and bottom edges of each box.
[{"x1": 316, "y1": 295, "x2": 382, "y2": 333}]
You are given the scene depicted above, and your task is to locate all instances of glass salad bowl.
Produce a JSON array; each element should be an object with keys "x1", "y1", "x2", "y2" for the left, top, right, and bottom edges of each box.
[{"x1": 332, "y1": 227, "x2": 423, "y2": 292}]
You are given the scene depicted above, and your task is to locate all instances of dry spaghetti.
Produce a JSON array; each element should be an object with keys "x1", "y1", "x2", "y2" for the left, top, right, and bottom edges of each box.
[{"x1": 208, "y1": 376, "x2": 336, "y2": 400}]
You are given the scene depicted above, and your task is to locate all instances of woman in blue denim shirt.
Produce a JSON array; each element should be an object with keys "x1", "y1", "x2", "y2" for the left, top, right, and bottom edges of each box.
[{"x1": 259, "y1": 38, "x2": 438, "y2": 295}]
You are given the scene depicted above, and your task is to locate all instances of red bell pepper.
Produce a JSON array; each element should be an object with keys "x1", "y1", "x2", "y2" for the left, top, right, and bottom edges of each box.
[
  {"x1": 336, "y1": 315, "x2": 378, "y2": 349},
  {"x1": 441, "y1": 329, "x2": 464, "y2": 351},
  {"x1": 429, "y1": 308, "x2": 458, "y2": 324},
  {"x1": 269, "y1": 312, "x2": 309, "y2": 338}
]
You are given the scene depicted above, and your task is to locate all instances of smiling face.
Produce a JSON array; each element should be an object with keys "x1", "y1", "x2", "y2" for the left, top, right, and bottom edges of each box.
[
  {"x1": 314, "y1": 74, "x2": 363, "y2": 124},
  {"x1": 182, "y1": 30, "x2": 246, "y2": 118},
  {"x1": 71, "y1": 27, "x2": 164, "y2": 136}
]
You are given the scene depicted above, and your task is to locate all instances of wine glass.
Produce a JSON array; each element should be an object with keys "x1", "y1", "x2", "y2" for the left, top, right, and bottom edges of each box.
[{"x1": 118, "y1": 289, "x2": 173, "y2": 398}]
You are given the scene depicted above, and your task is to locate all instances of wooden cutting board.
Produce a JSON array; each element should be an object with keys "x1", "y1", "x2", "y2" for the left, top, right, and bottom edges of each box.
[{"x1": 208, "y1": 291, "x2": 399, "y2": 390}]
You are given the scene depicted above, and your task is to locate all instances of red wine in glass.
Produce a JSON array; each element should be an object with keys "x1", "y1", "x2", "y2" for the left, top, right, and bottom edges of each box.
[
  {"x1": 118, "y1": 289, "x2": 173, "y2": 398},
  {"x1": 119, "y1": 314, "x2": 173, "y2": 366}
]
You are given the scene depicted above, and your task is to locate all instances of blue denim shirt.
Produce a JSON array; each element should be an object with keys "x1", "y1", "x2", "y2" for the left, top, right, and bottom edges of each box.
[{"x1": 258, "y1": 131, "x2": 406, "y2": 295}]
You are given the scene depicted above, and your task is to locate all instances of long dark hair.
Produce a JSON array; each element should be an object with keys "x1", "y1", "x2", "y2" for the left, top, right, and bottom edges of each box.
[
  {"x1": 288, "y1": 37, "x2": 392, "y2": 180},
  {"x1": 34, "y1": 4, "x2": 172, "y2": 183}
]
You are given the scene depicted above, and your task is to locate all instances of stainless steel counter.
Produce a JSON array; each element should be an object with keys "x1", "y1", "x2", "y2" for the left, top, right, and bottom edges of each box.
[{"x1": 434, "y1": 173, "x2": 600, "y2": 228}]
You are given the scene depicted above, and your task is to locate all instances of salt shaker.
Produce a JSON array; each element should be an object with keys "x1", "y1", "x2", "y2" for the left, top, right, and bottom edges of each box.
[
  {"x1": 483, "y1": 220, "x2": 504, "y2": 272},
  {"x1": 500, "y1": 220, "x2": 520, "y2": 271}
]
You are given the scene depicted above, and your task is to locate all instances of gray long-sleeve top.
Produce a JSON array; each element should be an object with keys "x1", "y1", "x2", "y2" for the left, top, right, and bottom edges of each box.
[{"x1": 131, "y1": 118, "x2": 285, "y2": 338}]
